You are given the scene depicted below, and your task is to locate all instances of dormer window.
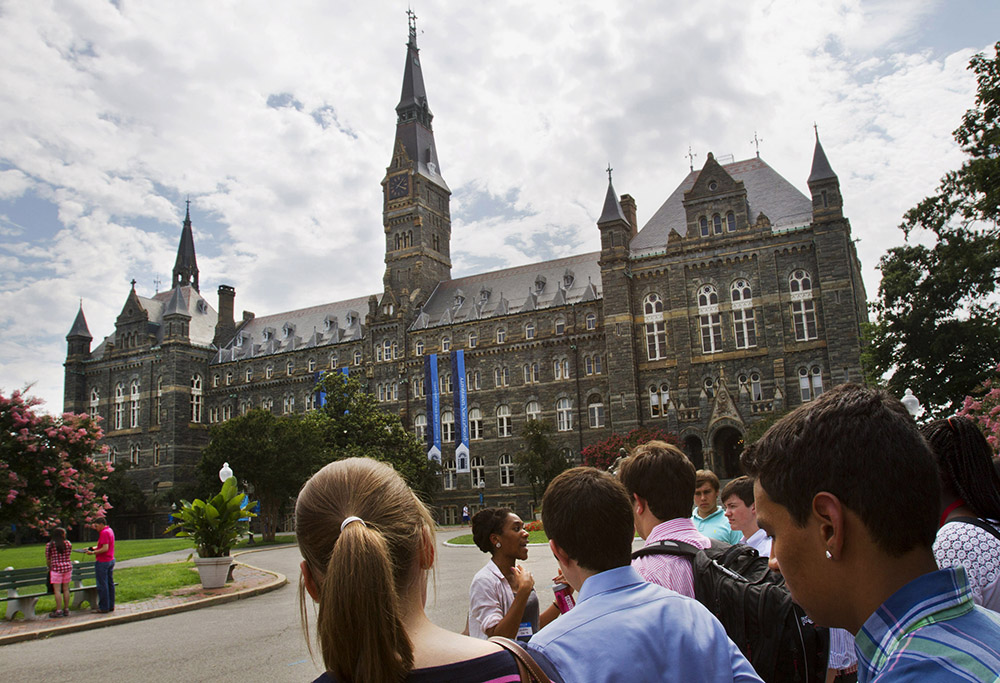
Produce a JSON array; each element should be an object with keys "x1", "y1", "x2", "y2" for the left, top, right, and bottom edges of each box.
[
  {"x1": 235, "y1": 334, "x2": 245, "y2": 348},
  {"x1": 479, "y1": 287, "x2": 491, "y2": 303},
  {"x1": 263, "y1": 329, "x2": 273, "y2": 342},
  {"x1": 454, "y1": 289, "x2": 465, "y2": 309},
  {"x1": 563, "y1": 270, "x2": 575, "y2": 288},
  {"x1": 324, "y1": 316, "x2": 337, "y2": 331},
  {"x1": 196, "y1": 300, "x2": 208, "y2": 314},
  {"x1": 283, "y1": 323, "x2": 294, "y2": 338},
  {"x1": 534, "y1": 276, "x2": 546, "y2": 294}
]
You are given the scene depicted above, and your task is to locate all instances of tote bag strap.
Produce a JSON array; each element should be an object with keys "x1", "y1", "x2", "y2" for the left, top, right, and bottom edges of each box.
[{"x1": 488, "y1": 635, "x2": 552, "y2": 683}]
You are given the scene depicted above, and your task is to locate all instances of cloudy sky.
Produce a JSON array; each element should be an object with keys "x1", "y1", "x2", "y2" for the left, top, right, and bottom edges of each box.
[{"x1": 1, "y1": 0, "x2": 997, "y2": 414}]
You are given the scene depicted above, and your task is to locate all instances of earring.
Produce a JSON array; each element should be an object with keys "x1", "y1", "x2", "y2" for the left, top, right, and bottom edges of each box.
[
  {"x1": 496, "y1": 542, "x2": 501, "y2": 548},
  {"x1": 825, "y1": 550, "x2": 832, "y2": 559}
]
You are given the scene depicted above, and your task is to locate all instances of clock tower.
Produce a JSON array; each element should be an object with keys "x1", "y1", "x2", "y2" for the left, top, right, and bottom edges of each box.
[{"x1": 381, "y1": 11, "x2": 451, "y2": 319}]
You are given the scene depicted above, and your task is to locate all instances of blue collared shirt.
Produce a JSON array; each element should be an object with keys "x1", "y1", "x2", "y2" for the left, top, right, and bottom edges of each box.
[
  {"x1": 692, "y1": 506, "x2": 744, "y2": 544},
  {"x1": 527, "y1": 565, "x2": 762, "y2": 683},
  {"x1": 857, "y1": 566, "x2": 1000, "y2": 682}
]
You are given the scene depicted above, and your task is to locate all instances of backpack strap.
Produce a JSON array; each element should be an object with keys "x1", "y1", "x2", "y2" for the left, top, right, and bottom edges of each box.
[
  {"x1": 949, "y1": 516, "x2": 1000, "y2": 542},
  {"x1": 489, "y1": 636, "x2": 552, "y2": 683},
  {"x1": 631, "y1": 539, "x2": 703, "y2": 560}
]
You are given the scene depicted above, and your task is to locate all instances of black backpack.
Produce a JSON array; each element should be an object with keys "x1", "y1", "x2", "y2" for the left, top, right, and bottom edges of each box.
[{"x1": 632, "y1": 539, "x2": 829, "y2": 683}]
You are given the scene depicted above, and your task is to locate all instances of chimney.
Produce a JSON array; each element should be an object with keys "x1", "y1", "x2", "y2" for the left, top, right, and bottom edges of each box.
[
  {"x1": 620, "y1": 194, "x2": 638, "y2": 238},
  {"x1": 214, "y1": 284, "x2": 236, "y2": 348}
]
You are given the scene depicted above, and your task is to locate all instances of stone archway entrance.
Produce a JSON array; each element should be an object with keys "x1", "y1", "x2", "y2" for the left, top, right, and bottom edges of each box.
[
  {"x1": 683, "y1": 435, "x2": 704, "y2": 470},
  {"x1": 713, "y1": 426, "x2": 745, "y2": 479}
]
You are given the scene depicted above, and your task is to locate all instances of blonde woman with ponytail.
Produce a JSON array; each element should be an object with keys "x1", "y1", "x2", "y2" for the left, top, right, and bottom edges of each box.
[{"x1": 297, "y1": 458, "x2": 532, "y2": 683}]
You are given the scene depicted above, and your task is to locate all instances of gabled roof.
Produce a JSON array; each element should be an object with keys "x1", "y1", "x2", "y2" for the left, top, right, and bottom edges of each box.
[
  {"x1": 213, "y1": 295, "x2": 371, "y2": 363},
  {"x1": 148, "y1": 286, "x2": 217, "y2": 347},
  {"x1": 632, "y1": 156, "x2": 813, "y2": 252},
  {"x1": 411, "y1": 252, "x2": 602, "y2": 330}
]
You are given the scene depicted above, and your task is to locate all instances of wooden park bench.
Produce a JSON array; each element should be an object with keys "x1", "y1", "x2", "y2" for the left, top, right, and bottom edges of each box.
[{"x1": 2, "y1": 561, "x2": 107, "y2": 619}]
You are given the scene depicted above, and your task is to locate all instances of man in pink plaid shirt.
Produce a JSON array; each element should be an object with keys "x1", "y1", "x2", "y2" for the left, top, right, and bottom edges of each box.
[{"x1": 617, "y1": 441, "x2": 711, "y2": 597}]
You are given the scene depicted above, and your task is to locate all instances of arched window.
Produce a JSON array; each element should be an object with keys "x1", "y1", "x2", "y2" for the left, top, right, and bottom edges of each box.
[
  {"x1": 713, "y1": 214, "x2": 723, "y2": 234},
  {"x1": 471, "y1": 456, "x2": 485, "y2": 487},
  {"x1": 329, "y1": 354, "x2": 338, "y2": 370},
  {"x1": 469, "y1": 408, "x2": 483, "y2": 440},
  {"x1": 414, "y1": 413, "x2": 427, "y2": 440},
  {"x1": 499, "y1": 454, "x2": 514, "y2": 487},
  {"x1": 443, "y1": 457, "x2": 456, "y2": 490},
  {"x1": 643, "y1": 293, "x2": 667, "y2": 360},
  {"x1": 495, "y1": 367, "x2": 509, "y2": 388},
  {"x1": 660, "y1": 383, "x2": 670, "y2": 408},
  {"x1": 799, "y1": 365, "x2": 824, "y2": 402},
  {"x1": 703, "y1": 377, "x2": 715, "y2": 399},
  {"x1": 553, "y1": 358, "x2": 570, "y2": 380},
  {"x1": 383, "y1": 340, "x2": 392, "y2": 361},
  {"x1": 726, "y1": 211, "x2": 736, "y2": 232},
  {"x1": 286, "y1": 360, "x2": 294, "y2": 376},
  {"x1": 468, "y1": 331, "x2": 478, "y2": 348},
  {"x1": 130, "y1": 379, "x2": 141, "y2": 428},
  {"x1": 441, "y1": 410, "x2": 455, "y2": 442},
  {"x1": 586, "y1": 313, "x2": 597, "y2": 330},
  {"x1": 496, "y1": 328, "x2": 506, "y2": 344},
  {"x1": 246, "y1": 367, "x2": 253, "y2": 382},
  {"x1": 114, "y1": 383, "x2": 125, "y2": 430},
  {"x1": 153, "y1": 443, "x2": 162, "y2": 466},
  {"x1": 190, "y1": 374, "x2": 203, "y2": 423},
  {"x1": 698, "y1": 284, "x2": 722, "y2": 353},
  {"x1": 789, "y1": 270, "x2": 818, "y2": 341},
  {"x1": 700, "y1": 216, "x2": 709, "y2": 237},
  {"x1": 130, "y1": 443, "x2": 140, "y2": 466},
  {"x1": 213, "y1": 374, "x2": 220, "y2": 388},
  {"x1": 154, "y1": 377, "x2": 162, "y2": 426},
  {"x1": 554, "y1": 319, "x2": 566, "y2": 335},
  {"x1": 266, "y1": 365, "x2": 274, "y2": 379},
  {"x1": 750, "y1": 373, "x2": 763, "y2": 401},
  {"x1": 412, "y1": 376, "x2": 424, "y2": 397},
  {"x1": 89, "y1": 387, "x2": 100, "y2": 420},
  {"x1": 588, "y1": 395, "x2": 605, "y2": 429},
  {"x1": 354, "y1": 350, "x2": 362, "y2": 365},
  {"x1": 525, "y1": 322, "x2": 536, "y2": 339},
  {"x1": 496, "y1": 404, "x2": 512, "y2": 438},
  {"x1": 649, "y1": 385, "x2": 661, "y2": 418},
  {"x1": 415, "y1": 339, "x2": 425, "y2": 355},
  {"x1": 226, "y1": 371, "x2": 234, "y2": 385},
  {"x1": 556, "y1": 398, "x2": 573, "y2": 431},
  {"x1": 525, "y1": 400, "x2": 541, "y2": 422},
  {"x1": 730, "y1": 279, "x2": 757, "y2": 349},
  {"x1": 441, "y1": 336, "x2": 451, "y2": 352}
]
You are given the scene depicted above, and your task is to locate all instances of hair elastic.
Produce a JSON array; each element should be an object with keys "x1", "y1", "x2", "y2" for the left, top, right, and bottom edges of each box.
[
  {"x1": 340, "y1": 516, "x2": 366, "y2": 532},
  {"x1": 947, "y1": 417, "x2": 958, "y2": 433}
]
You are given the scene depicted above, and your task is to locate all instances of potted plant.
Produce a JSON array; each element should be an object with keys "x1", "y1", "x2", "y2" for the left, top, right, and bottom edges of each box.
[{"x1": 165, "y1": 476, "x2": 256, "y2": 588}]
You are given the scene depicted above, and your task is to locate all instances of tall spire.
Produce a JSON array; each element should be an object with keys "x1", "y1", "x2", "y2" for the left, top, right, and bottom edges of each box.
[
  {"x1": 67, "y1": 302, "x2": 92, "y2": 340},
  {"x1": 808, "y1": 128, "x2": 837, "y2": 183},
  {"x1": 598, "y1": 168, "x2": 627, "y2": 225},
  {"x1": 172, "y1": 200, "x2": 200, "y2": 291},
  {"x1": 392, "y1": 11, "x2": 445, "y2": 186}
]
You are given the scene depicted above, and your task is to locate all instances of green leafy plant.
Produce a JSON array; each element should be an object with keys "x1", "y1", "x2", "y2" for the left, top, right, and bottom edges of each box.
[{"x1": 164, "y1": 477, "x2": 256, "y2": 558}]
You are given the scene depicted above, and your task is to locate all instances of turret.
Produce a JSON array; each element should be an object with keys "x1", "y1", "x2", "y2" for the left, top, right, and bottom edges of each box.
[
  {"x1": 66, "y1": 302, "x2": 92, "y2": 357},
  {"x1": 597, "y1": 169, "x2": 631, "y2": 262},
  {"x1": 173, "y1": 201, "x2": 200, "y2": 291},
  {"x1": 162, "y1": 285, "x2": 191, "y2": 343},
  {"x1": 808, "y1": 129, "x2": 843, "y2": 222}
]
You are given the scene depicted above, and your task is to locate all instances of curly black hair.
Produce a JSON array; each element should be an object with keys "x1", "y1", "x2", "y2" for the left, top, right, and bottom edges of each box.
[{"x1": 471, "y1": 507, "x2": 512, "y2": 553}]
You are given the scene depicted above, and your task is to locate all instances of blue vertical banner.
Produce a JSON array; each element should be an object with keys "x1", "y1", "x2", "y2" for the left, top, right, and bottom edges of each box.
[
  {"x1": 452, "y1": 349, "x2": 471, "y2": 473},
  {"x1": 313, "y1": 372, "x2": 326, "y2": 408},
  {"x1": 340, "y1": 367, "x2": 349, "y2": 376},
  {"x1": 424, "y1": 354, "x2": 442, "y2": 463}
]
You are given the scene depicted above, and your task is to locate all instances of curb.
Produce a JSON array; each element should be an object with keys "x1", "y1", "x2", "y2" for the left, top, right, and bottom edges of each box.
[{"x1": 0, "y1": 560, "x2": 287, "y2": 646}]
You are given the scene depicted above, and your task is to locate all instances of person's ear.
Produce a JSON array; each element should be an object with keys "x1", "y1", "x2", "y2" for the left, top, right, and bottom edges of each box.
[
  {"x1": 632, "y1": 493, "x2": 645, "y2": 516},
  {"x1": 549, "y1": 538, "x2": 571, "y2": 567},
  {"x1": 812, "y1": 492, "x2": 845, "y2": 560},
  {"x1": 419, "y1": 524, "x2": 435, "y2": 570},
  {"x1": 301, "y1": 560, "x2": 321, "y2": 602}
]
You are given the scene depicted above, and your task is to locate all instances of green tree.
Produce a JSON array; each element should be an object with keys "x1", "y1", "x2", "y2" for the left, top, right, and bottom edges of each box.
[
  {"x1": 866, "y1": 42, "x2": 1000, "y2": 415},
  {"x1": 514, "y1": 419, "x2": 569, "y2": 505},
  {"x1": 580, "y1": 426, "x2": 680, "y2": 471},
  {"x1": 198, "y1": 409, "x2": 327, "y2": 541},
  {"x1": 95, "y1": 461, "x2": 150, "y2": 528},
  {"x1": 0, "y1": 390, "x2": 112, "y2": 539},
  {"x1": 741, "y1": 410, "x2": 790, "y2": 450},
  {"x1": 307, "y1": 372, "x2": 438, "y2": 501}
]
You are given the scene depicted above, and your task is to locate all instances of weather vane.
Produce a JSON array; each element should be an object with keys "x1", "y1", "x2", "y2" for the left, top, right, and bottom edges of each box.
[
  {"x1": 751, "y1": 131, "x2": 763, "y2": 157},
  {"x1": 686, "y1": 147, "x2": 697, "y2": 172},
  {"x1": 606, "y1": 163, "x2": 613, "y2": 182}
]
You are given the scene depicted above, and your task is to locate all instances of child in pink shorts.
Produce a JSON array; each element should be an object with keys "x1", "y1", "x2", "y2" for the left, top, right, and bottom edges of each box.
[{"x1": 45, "y1": 527, "x2": 73, "y2": 617}]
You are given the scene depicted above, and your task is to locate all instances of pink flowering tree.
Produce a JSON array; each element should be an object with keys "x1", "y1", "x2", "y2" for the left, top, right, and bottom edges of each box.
[
  {"x1": 957, "y1": 364, "x2": 1000, "y2": 454},
  {"x1": 0, "y1": 390, "x2": 113, "y2": 538}
]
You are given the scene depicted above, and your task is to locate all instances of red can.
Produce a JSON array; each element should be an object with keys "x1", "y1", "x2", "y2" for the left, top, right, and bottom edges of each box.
[{"x1": 551, "y1": 583, "x2": 575, "y2": 613}]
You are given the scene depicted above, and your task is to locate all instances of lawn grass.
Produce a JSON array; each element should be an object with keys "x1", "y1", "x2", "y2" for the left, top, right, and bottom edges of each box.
[
  {"x1": 0, "y1": 561, "x2": 200, "y2": 620},
  {"x1": 448, "y1": 530, "x2": 549, "y2": 545},
  {"x1": 0, "y1": 537, "x2": 195, "y2": 569}
]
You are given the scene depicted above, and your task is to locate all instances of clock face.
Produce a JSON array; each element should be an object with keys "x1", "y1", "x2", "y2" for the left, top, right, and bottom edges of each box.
[{"x1": 388, "y1": 174, "x2": 410, "y2": 199}]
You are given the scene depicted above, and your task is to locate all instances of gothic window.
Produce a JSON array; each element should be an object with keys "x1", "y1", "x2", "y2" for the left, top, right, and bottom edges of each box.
[
  {"x1": 468, "y1": 331, "x2": 478, "y2": 348},
  {"x1": 90, "y1": 387, "x2": 100, "y2": 420},
  {"x1": 108, "y1": 446, "x2": 117, "y2": 465},
  {"x1": 643, "y1": 293, "x2": 667, "y2": 360},
  {"x1": 213, "y1": 374, "x2": 220, "y2": 388},
  {"x1": 751, "y1": 373, "x2": 763, "y2": 401},
  {"x1": 469, "y1": 408, "x2": 483, "y2": 440},
  {"x1": 130, "y1": 443, "x2": 140, "y2": 466},
  {"x1": 383, "y1": 340, "x2": 392, "y2": 361},
  {"x1": 731, "y1": 279, "x2": 757, "y2": 349},
  {"x1": 226, "y1": 371, "x2": 233, "y2": 385},
  {"x1": 283, "y1": 394, "x2": 295, "y2": 414},
  {"x1": 726, "y1": 211, "x2": 737, "y2": 232},
  {"x1": 553, "y1": 358, "x2": 570, "y2": 380},
  {"x1": 240, "y1": 401, "x2": 249, "y2": 416},
  {"x1": 525, "y1": 322, "x2": 535, "y2": 339},
  {"x1": 441, "y1": 411, "x2": 455, "y2": 442},
  {"x1": 700, "y1": 216, "x2": 709, "y2": 237},
  {"x1": 266, "y1": 365, "x2": 273, "y2": 379},
  {"x1": 703, "y1": 377, "x2": 715, "y2": 399},
  {"x1": 414, "y1": 413, "x2": 427, "y2": 440},
  {"x1": 377, "y1": 383, "x2": 385, "y2": 402},
  {"x1": 496, "y1": 404, "x2": 512, "y2": 438},
  {"x1": 153, "y1": 443, "x2": 161, "y2": 466},
  {"x1": 413, "y1": 376, "x2": 424, "y2": 397},
  {"x1": 790, "y1": 270, "x2": 818, "y2": 341},
  {"x1": 556, "y1": 398, "x2": 573, "y2": 431},
  {"x1": 588, "y1": 395, "x2": 605, "y2": 429},
  {"x1": 585, "y1": 356, "x2": 593, "y2": 375},
  {"x1": 441, "y1": 337, "x2": 450, "y2": 352},
  {"x1": 554, "y1": 319, "x2": 565, "y2": 335},
  {"x1": 443, "y1": 458, "x2": 456, "y2": 490},
  {"x1": 494, "y1": 366, "x2": 509, "y2": 388},
  {"x1": 649, "y1": 385, "x2": 661, "y2": 418},
  {"x1": 496, "y1": 328, "x2": 506, "y2": 344},
  {"x1": 354, "y1": 350, "x2": 362, "y2": 365},
  {"x1": 471, "y1": 456, "x2": 485, "y2": 487},
  {"x1": 525, "y1": 400, "x2": 541, "y2": 422},
  {"x1": 586, "y1": 313, "x2": 597, "y2": 330},
  {"x1": 154, "y1": 377, "x2": 162, "y2": 426},
  {"x1": 594, "y1": 355, "x2": 603, "y2": 374},
  {"x1": 698, "y1": 285, "x2": 722, "y2": 353},
  {"x1": 415, "y1": 339, "x2": 425, "y2": 355},
  {"x1": 713, "y1": 214, "x2": 723, "y2": 235},
  {"x1": 469, "y1": 370, "x2": 481, "y2": 390},
  {"x1": 222, "y1": 404, "x2": 232, "y2": 421},
  {"x1": 286, "y1": 360, "x2": 294, "y2": 376},
  {"x1": 261, "y1": 396, "x2": 273, "y2": 412},
  {"x1": 391, "y1": 343, "x2": 398, "y2": 359},
  {"x1": 439, "y1": 372, "x2": 453, "y2": 394},
  {"x1": 190, "y1": 374, "x2": 203, "y2": 423},
  {"x1": 499, "y1": 454, "x2": 514, "y2": 487},
  {"x1": 659, "y1": 383, "x2": 670, "y2": 409},
  {"x1": 114, "y1": 382, "x2": 125, "y2": 430},
  {"x1": 129, "y1": 379, "x2": 140, "y2": 428},
  {"x1": 522, "y1": 362, "x2": 539, "y2": 383}
]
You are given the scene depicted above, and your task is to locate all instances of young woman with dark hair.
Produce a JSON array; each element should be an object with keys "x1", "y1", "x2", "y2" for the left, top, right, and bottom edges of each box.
[
  {"x1": 468, "y1": 507, "x2": 565, "y2": 642},
  {"x1": 45, "y1": 526, "x2": 72, "y2": 617},
  {"x1": 296, "y1": 458, "x2": 523, "y2": 683},
  {"x1": 922, "y1": 416, "x2": 1000, "y2": 610}
]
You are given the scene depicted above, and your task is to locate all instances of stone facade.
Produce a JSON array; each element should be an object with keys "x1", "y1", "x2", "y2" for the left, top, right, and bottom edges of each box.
[{"x1": 64, "y1": 20, "x2": 867, "y2": 531}]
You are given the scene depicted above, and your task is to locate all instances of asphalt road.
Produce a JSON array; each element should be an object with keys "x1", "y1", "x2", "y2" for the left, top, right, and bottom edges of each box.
[{"x1": 1, "y1": 528, "x2": 571, "y2": 682}]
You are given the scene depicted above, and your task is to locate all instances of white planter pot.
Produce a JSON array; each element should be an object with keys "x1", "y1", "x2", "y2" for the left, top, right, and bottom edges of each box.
[{"x1": 194, "y1": 556, "x2": 233, "y2": 589}]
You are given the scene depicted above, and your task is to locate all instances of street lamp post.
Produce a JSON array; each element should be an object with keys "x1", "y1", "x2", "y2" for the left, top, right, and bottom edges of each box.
[{"x1": 219, "y1": 462, "x2": 233, "y2": 483}]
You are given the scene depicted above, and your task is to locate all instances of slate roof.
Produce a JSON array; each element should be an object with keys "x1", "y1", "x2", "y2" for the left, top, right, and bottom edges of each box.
[
  {"x1": 631, "y1": 156, "x2": 813, "y2": 253},
  {"x1": 411, "y1": 252, "x2": 602, "y2": 330},
  {"x1": 808, "y1": 138, "x2": 837, "y2": 183},
  {"x1": 67, "y1": 305, "x2": 92, "y2": 340},
  {"x1": 213, "y1": 295, "x2": 370, "y2": 363},
  {"x1": 90, "y1": 286, "x2": 217, "y2": 356}
]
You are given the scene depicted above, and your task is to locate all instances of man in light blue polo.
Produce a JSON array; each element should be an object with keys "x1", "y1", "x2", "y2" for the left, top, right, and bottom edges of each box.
[
  {"x1": 526, "y1": 466, "x2": 761, "y2": 683},
  {"x1": 692, "y1": 469, "x2": 743, "y2": 544}
]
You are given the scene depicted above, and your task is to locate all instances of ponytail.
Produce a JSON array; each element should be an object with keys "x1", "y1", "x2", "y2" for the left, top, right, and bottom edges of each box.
[
  {"x1": 319, "y1": 520, "x2": 412, "y2": 683},
  {"x1": 922, "y1": 417, "x2": 1000, "y2": 520}
]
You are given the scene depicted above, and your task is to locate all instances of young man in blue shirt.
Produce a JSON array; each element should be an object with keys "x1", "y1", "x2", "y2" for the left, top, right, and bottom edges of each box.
[
  {"x1": 743, "y1": 384, "x2": 1000, "y2": 683},
  {"x1": 526, "y1": 466, "x2": 762, "y2": 683},
  {"x1": 693, "y1": 469, "x2": 743, "y2": 544}
]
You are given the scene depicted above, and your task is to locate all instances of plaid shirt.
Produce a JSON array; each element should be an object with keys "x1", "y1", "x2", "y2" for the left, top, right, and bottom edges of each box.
[
  {"x1": 857, "y1": 566, "x2": 1000, "y2": 682},
  {"x1": 45, "y1": 540, "x2": 73, "y2": 573}
]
